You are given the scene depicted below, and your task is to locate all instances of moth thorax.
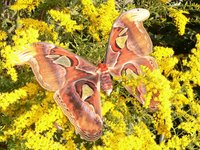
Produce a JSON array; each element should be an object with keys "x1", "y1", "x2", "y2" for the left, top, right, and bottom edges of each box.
[
  {"x1": 97, "y1": 63, "x2": 108, "y2": 72},
  {"x1": 100, "y1": 72, "x2": 113, "y2": 96}
]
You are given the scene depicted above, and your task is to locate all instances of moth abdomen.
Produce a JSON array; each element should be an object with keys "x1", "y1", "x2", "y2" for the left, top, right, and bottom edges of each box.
[{"x1": 100, "y1": 72, "x2": 113, "y2": 96}]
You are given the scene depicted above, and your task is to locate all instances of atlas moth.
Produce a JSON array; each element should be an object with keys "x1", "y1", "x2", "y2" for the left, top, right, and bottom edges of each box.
[{"x1": 16, "y1": 8, "x2": 158, "y2": 141}]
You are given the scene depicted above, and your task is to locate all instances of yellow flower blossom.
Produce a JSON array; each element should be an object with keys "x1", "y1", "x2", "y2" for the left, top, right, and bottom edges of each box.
[
  {"x1": 178, "y1": 120, "x2": 200, "y2": 135},
  {"x1": 169, "y1": 8, "x2": 189, "y2": 35},
  {"x1": 35, "y1": 104, "x2": 64, "y2": 133},
  {"x1": 0, "y1": 88, "x2": 27, "y2": 110},
  {"x1": 121, "y1": 66, "x2": 173, "y2": 137},
  {"x1": 10, "y1": 0, "x2": 41, "y2": 11},
  {"x1": 102, "y1": 101, "x2": 114, "y2": 116},
  {"x1": 19, "y1": 18, "x2": 58, "y2": 41},
  {"x1": 100, "y1": 101, "x2": 130, "y2": 149},
  {"x1": 1, "y1": 27, "x2": 39, "y2": 81},
  {"x1": 190, "y1": 101, "x2": 200, "y2": 122},
  {"x1": 81, "y1": 0, "x2": 119, "y2": 41},
  {"x1": 109, "y1": 110, "x2": 126, "y2": 133},
  {"x1": 182, "y1": 34, "x2": 200, "y2": 86},
  {"x1": 172, "y1": 93, "x2": 189, "y2": 107},
  {"x1": 175, "y1": 101, "x2": 200, "y2": 136},
  {"x1": 96, "y1": 0, "x2": 119, "y2": 39},
  {"x1": 12, "y1": 27, "x2": 39, "y2": 47},
  {"x1": 142, "y1": 68, "x2": 173, "y2": 137},
  {"x1": 131, "y1": 122, "x2": 161, "y2": 150},
  {"x1": 101, "y1": 131, "x2": 126, "y2": 149},
  {"x1": 161, "y1": 135, "x2": 192, "y2": 149},
  {"x1": 12, "y1": 104, "x2": 45, "y2": 133},
  {"x1": 62, "y1": 123, "x2": 75, "y2": 141},
  {"x1": 100, "y1": 122, "x2": 160, "y2": 150},
  {"x1": 24, "y1": 131, "x2": 67, "y2": 150},
  {"x1": 81, "y1": 0, "x2": 98, "y2": 22},
  {"x1": 0, "y1": 30, "x2": 7, "y2": 41},
  {"x1": 2, "y1": 92, "x2": 53, "y2": 138},
  {"x1": 21, "y1": 82, "x2": 40, "y2": 96},
  {"x1": 0, "y1": 83, "x2": 40, "y2": 119},
  {"x1": 152, "y1": 46, "x2": 178, "y2": 76},
  {"x1": 1, "y1": 45, "x2": 19, "y2": 81},
  {"x1": 161, "y1": 0, "x2": 171, "y2": 3},
  {"x1": 48, "y1": 9, "x2": 83, "y2": 33}
]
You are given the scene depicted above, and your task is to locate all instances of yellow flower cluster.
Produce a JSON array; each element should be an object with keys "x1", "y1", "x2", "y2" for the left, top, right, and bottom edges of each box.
[
  {"x1": 0, "y1": 31, "x2": 18, "y2": 80},
  {"x1": 10, "y1": 0, "x2": 41, "y2": 11},
  {"x1": 23, "y1": 101, "x2": 72, "y2": 150},
  {"x1": 0, "y1": 88, "x2": 27, "y2": 111},
  {"x1": 102, "y1": 100, "x2": 114, "y2": 116},
  {"x1": 21, "y1": 82, "x2": 40, "y2": 96},
  {"x1": 167, "y1": 106, "x2": 199, "y2": 149},
  {"x1": 81, "y1": 0, "x2": 119, "y2": 41},
  {"x1": 34, "y1": 104, "x2": 63, "y2": 133},
  {"x1": 92, "y1": 94, "x2": 130, "y2": 149},
  {"x1": 81, "y1": 0, "x2": 98, "y2": 22},
  {"x1": 0, "y1": 83, "x2": 36, "y2": 141},
  {"x1": 182, "y1": 34, "x2": 200, "y2": 86},
  {"x1": 119, "y1": 61, "x2": 174, "y2": 139},
  {"x1": 48, "y1": 9, "x2": 83, "y2": 33},
  {"x1": 97, "y1": 67, "x2": 173, "y2": 149},
  {"x1": 1, "y1": 45, "x2": 19, "y2": 81},
  {"x1": 19, "y1": 18, "x2": 58, "y2": 42},
  {"x1": 151, "y1": 39, "x2": 200, "y2": 141},
  {"x1": 131, "y1": 38, "x2": 200, "y2": 148},
  {"x1": 1, "y1": 27, "x2": 39, "y2": 81},
  {"x1": 169, "y1": 8, "x2": 189, "y2": 35},
  {"x1": 101, "y1": 113, "x2": 129, "y2": 148},
  {"x1": 13, "y1": 27, "x2": 39, "y2": 48},
  {"x1": 161, "y1": 0, "x2": 171, "y2": 3},
  {"x1": 142, "y1": 68, "x2": 173, "y2": 137},
  {"x1": 1, "y1": 83, "x2": 41, "y2": 118},
  {"x1": 0, "y1": 30, "x2": 7, "y2": 41},
  {"x1": 0, "y1": 30, "x2": 7, "y2": 56},
  {"x1": 131, "y1": 122, "x2": 160, "y2": 150},
  {"x1": 99, "y1": 118, "x2": 161, "y2": 150},
  {"x1": 0, "y1": 87, "x2": 74, "y2": 148},
  {"x1": 161, "y1": 135, "x2": 192, "y2": 149},
  {"x1": 24, "y1": 131, "x2": 67, "y2": 150},
  {"x1": 159, "y1": 35, "x2": 200, "y2": 149},
  {"x1": 152, "y1": 46, "x2": 178, "y2": 76},
  {"x1": 166, "y1": 35, "x2": 200, "y2": 147}
]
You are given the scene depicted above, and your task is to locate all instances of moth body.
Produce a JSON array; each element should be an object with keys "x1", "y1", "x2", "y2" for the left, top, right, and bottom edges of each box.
[{"x1": 97, "y1": 63, "x2": 113, "y2": 96}]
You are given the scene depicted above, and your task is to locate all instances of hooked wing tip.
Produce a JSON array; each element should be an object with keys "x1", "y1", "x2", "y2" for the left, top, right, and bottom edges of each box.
[
  {"x1": 125, "y1": 8, "x2": 150, "y2": 22},
  {"x1": 14, "y1": 44, "x2": 37, "y2": 65},
  {"x1": 115, "y1": 8, "x2": 150, "y2": 24}
]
